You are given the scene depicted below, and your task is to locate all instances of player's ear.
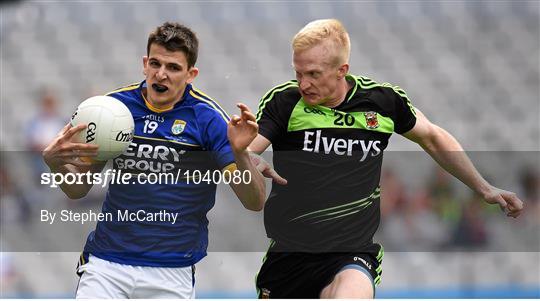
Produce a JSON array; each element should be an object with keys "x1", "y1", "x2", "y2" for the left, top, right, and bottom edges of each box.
[
  {"x1": 337, "y1": 63, "x2": 349, "y2": 80},
  {"x1": 142, "y1": 56, "x2": 148, "y2": 76},
  {"x1": 186, "y1": 67, "x2": 199, "y2": 84}
]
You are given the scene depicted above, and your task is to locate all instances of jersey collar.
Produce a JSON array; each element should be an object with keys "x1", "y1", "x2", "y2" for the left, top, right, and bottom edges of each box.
[{"x1": 139, "y1": 80, "x2": 192, "y2": 113}]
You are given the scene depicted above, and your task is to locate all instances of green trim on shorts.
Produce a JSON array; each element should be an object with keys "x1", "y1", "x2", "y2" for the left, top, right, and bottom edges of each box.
[{"x1": 255, "y1": 239, "x2": 275, "y2": 297}]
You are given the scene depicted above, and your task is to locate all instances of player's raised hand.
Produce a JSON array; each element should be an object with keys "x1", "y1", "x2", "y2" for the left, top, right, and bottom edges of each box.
[
  {"x1": 482, "y1": 186, "x2": 524, "y2": 218},
  {"x1": 228, "y1": 103, "x2": 258, "y2": 153},
  {"x1": 43, "y1": 123, "x2": 99, "y2": 169}
]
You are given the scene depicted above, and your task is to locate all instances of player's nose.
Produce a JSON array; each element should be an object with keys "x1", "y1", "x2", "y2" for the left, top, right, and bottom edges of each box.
[
  {"x1": 299, "y1": 79, "x2": 311, "y2": 90},
  {"x1": 156, "y1": 66, "x2": 168, "y2": 80}
]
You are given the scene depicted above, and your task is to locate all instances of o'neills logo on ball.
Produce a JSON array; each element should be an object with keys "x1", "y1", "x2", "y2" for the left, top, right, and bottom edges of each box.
[
  {"x1": 171, "y1": 119, "x2": 186, "y2": 135},
  {"x1": 115, "y1": 130, "x2": 133, "y2": 142},
  {"x1": 364, "y1": 111, "x2": 379, "y2": 129}
]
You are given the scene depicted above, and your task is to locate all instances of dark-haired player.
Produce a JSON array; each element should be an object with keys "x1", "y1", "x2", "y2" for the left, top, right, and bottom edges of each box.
[{"x1": 43, "y1": 22, "x2": 265, "y2": 298}]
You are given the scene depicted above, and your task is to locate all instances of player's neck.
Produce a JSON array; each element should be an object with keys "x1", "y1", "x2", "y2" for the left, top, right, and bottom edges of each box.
[{"x1": 322, "y1": 78, "x2": 353, "y2": 108}]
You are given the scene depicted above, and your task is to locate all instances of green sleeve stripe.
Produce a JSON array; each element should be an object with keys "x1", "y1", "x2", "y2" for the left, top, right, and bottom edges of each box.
[
  {"x1": 357, "y1": 76, "x2": 379, "y2": 89},
  {"x1": 355, "y1": 76, "x2": 416, "y2": 117},
  {"x1": 376, "y1": 245, "x2": 384, "y2": 261},
  {"x1": 256, "y1": 81, "x2": 298, "y2": 121},
  {"x1": 345, "y1": 74, "x2": 359, "y2": 102}
]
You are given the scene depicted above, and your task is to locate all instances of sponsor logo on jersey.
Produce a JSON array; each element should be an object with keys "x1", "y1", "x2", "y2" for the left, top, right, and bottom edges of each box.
[
  {"x1": 302, "y1": 130, "x2": 381, "y2": 161},
  {"x1": 171, "y1": 120, "x2": 186, "y2": 135},
  {"x1": 115, "y1": 142, "x2": 186, "y2": 172},
  {"x1": 364, "y1": 111, "x2": 379, "y2": 129}
]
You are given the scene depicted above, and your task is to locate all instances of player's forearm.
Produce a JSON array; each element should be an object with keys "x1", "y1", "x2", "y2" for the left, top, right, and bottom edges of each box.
[
  {"x1": 420, "y1": 126, "x2": 492, "y2": 198},
  {"x1": 231, "y1": 150, "x2": 266, "y2": 211},
  {"x1": 47, "y1": 164, "x2": 95, "y2": 199}
]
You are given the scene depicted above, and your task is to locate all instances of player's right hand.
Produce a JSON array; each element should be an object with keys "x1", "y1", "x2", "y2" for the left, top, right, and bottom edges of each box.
[
  {"x1": 228, "y1": 103, "x2": 259, "y2": 153},
  {"x1": 43, "y1": 123, "x2": 99, "y2": 169},
  {"x1": 249, "y1": 153, "x2": 288, "y2": 185}
]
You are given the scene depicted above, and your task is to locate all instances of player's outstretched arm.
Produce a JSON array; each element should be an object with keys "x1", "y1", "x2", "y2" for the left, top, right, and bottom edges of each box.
[
  {"x1": 43, "y1": 123, "x2": 106, "y2": 199},
  {"x1": 402, "y1": 109, "x2": 523, "y2": 218},
  {"x1": 227, "y1": 103, "x2": 267, "y2": 211}
]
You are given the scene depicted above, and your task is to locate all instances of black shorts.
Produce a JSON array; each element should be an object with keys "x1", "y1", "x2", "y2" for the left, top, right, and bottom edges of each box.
[{"x1": 255, "y1": 241, "x2": 384, "y2": 299}]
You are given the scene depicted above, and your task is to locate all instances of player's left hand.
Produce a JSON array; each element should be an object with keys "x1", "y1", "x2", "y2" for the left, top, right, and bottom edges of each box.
[
  {"x1": 482, "y1": 186, "x2": 524, "y2": 218},
  {"x1": 228, "y1": 103, "x2": 258, "y2": 153}
]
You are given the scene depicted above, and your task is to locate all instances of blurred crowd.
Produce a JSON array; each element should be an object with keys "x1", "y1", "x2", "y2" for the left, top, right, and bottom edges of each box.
[{"x1": 379, "y1": 165, "x2": 539, "y2": 251}]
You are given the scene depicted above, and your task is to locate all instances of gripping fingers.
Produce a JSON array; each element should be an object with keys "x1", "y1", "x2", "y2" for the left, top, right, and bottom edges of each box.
[
  {"x1": 64, "y1": 158, "x2": 92, "y2": 167},
  {"x1": 64, "y1": 124, "x2": 87, "y2": 139},
  {"x1": 60, "y1": 123, "x2": 72, "y2": 135},
  {"x1": 58, "y1": 150, "x2": 98, "y2": 158},
  {"x1": 65, "y1": 143, "x2": 99, "y2": 151}
]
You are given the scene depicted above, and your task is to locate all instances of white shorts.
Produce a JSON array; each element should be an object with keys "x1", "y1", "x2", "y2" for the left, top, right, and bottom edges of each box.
[{"x1": 76, "y1": 254, "x2": 195, "y2": 299}]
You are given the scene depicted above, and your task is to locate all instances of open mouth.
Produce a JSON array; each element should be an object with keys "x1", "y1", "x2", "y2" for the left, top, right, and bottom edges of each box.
[{"x1": 152, "y1": 83, "x2": 169, "y2": 93}]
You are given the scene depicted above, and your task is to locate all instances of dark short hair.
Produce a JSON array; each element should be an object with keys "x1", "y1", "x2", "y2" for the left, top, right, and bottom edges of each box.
[{"x1": 147, "y1": 22, "x2": 199, "y2": 68}]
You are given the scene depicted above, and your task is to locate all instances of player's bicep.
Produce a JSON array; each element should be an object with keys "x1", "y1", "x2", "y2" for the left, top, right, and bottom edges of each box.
[{"x1": 401, "y1": 109, "x2": 436, "y2": 145}]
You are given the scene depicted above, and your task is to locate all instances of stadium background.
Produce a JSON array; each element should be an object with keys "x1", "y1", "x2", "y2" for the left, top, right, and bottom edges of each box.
[{"x1": 1, "y1": 0, "x2": 539, "y2": 298}]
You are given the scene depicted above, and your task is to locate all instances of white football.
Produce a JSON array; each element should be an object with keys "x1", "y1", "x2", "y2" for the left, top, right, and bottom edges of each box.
[{"x1": 70, "y1": 95, "x2": 134, "y2": 161}]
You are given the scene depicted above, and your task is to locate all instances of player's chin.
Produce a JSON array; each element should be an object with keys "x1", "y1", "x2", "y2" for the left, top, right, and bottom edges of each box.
[
  {"x1": 148, "y1": 91, "x2": 169, "y2": 102},
  {"x1": 302, "y1": 95, "x2": 320, "y2": 106}
]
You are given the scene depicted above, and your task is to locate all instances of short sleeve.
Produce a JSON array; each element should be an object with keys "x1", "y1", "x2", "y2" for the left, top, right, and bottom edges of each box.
[
  {"x1": 196, "y1": 105, "x2": 235, "y2": 169},
  {"x1": 256, "y1": 82, "x2": 298, "y2": 142},
  {"x1": 390, "y1": 87, "x2": 417, "y2": 134}
]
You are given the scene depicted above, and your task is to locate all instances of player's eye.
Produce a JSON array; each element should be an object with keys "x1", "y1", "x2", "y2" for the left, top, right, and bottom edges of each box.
[
  {"x1": 309, "y1": 71, "x2": 320, "y2": 78},
  {"x1": 149, "y1": 61, "x2": 160, "y2": 68},
  {"x1": 168, "y1": 65, "x2": 181, "y2": 72}
]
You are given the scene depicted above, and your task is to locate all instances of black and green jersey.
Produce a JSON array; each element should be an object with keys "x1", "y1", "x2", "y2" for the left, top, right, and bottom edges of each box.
[{"x1": 256, "y1": 74, "x2": 416, "y2": 252}]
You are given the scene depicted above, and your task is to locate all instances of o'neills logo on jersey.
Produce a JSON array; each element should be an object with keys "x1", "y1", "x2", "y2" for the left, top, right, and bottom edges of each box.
[
  {"x1": 171, "y1": 120, "x2": 186, "y2": 135},
  {"x1": 364, "y1": 111, "x2": 379, "y2": 129},
  {"x1": 302, "y1": 130, "x2": 381, "y2": 162}
]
